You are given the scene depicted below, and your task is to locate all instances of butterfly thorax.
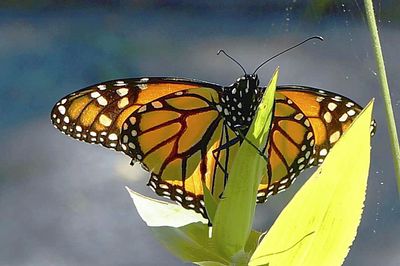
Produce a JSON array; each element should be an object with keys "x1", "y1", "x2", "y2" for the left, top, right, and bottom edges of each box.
[{"x1": 218, "y1": 74, "x2": 263, "y2": 135}]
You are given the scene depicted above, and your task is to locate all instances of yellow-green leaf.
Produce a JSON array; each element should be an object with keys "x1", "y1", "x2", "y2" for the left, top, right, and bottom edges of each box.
[{"x1": 249, "y1": 100, "x2": 374, "y2": 266}]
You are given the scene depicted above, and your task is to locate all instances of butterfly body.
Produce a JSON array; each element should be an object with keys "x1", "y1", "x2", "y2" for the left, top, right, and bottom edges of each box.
[
  {"x1": 218, "y1": 74, "x2": 263, "y2": 134},
  {"x1": 51, "y1": 75, "x2": 375, "y2": 218}
]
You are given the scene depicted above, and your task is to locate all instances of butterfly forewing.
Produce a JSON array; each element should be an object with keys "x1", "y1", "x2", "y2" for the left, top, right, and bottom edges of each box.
[{"x1": 51, "y1": 78, "x2": 216, "y2": 151}]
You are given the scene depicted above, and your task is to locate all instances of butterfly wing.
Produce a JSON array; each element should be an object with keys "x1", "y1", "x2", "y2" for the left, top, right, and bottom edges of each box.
[
  {"x1": 256, "y1": 85, "x2": 373, "y2": 202},
  {"x1": 120, "y1": 87, "x2": 239, "y2": 216},
  {"x1": 276, "y1": 86, "x2": 369, "y2": 164},
  {"x1": 51, "y1": 77, "x2": 238, "y2": 217},
  {"x1": 50, "y1": 77, "x2": 220, "y2": 151}
]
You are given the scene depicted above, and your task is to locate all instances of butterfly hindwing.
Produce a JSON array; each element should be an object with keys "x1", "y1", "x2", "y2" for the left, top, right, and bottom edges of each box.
[
  {"x1": 276, "y1": 86, "x2": 367, "y2": 165},
  {"x1": 256, "y1": 85, "x2": 371, "y2": 202},
  {"x1": 257, "y1": 92, "x2": 315, "y2": 202}
]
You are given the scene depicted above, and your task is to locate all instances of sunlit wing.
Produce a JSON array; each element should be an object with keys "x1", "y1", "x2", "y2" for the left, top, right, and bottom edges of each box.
[
  {"x1": 257, "y1": 91, "x2": 315, "y2": 202},
  {"x1": 276, "y1": 86, "x2": 373, "y2": 163},
  {"x1": 120, "y1": 87, "x2": 239, "y2": 217},
  {"x1": 256, "y1": 85, "x2": 374, "y2": 202},
  {"x1": 50, "y1": 77, "x2": 220, "y2": 151}
]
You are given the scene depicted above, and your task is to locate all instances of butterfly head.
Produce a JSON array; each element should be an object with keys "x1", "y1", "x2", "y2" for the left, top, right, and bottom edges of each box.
[{"x1": 235, "y1": 74, "x2": 260, "y2": 89}]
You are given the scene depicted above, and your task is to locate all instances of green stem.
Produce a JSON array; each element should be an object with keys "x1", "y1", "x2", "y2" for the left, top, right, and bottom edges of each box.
[{"x1": 364, "y1": 0, "x2": 400, "y2": 194}]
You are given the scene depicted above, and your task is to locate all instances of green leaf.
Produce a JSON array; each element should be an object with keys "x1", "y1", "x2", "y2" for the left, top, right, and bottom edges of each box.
[
  {"x1": 150, "y1": 224, "x2": 228, "y2": 264},
  {"x1": 245, "y1": 230, "x2": 262, "y2": 254},
  {"x1": 202, "y1": 182, "x2": 218, "y2": 223},
  {"x1": 212, "y1": 69, "x2": 278, "y2": 258},
  {"x1": 249, "y1": 100, "x2": 374, "y2": 266},
  {"x1": 126, "y1": 187, "x2": 229, "y2": 264}
]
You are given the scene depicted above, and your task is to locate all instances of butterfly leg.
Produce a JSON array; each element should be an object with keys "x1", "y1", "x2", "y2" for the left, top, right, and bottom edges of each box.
[
  {"x1": 234, "y1": 127, "x2": 269, "y2": 163},
  {"x1": 211, "y1": 136, "x2": 240, "y2": 175}
]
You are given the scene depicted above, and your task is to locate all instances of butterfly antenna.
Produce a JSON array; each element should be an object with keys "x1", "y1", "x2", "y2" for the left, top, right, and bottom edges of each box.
[
  {"x1": 217, "y1": 49, "x2": 247, "y2": 75},
  {"x1": 252, "y1": 35, "x2": 324, "y2": 75}
]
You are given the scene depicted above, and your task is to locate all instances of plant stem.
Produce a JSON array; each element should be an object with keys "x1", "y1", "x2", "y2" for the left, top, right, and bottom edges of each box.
[{"x1": 364, "y1": 0, "x2": 400, "y2": 194}]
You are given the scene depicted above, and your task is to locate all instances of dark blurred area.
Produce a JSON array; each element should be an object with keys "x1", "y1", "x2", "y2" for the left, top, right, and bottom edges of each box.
[
  {"x1": 1, "y1": 0, "x2": 400, "y2": 20},
  {"x1": 1, "y1": 1, "x2": 399, "y2": 266}
]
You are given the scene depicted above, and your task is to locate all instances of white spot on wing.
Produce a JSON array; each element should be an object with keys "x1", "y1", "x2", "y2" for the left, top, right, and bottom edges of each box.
[
  {"x1": 118, "y1": 97, "x2": 129, "y2": 108},
  {"x1": 128, "y1": 142, "x2": 135, "y2": 149},
  {"x1": 129, "y1": 117, "x2": 136, "y2": 124},
  {"x1": 151, "y1": 101, "x2": 163, "y2": 109},
  {"x1": 116, "y1": 88, "x2": 129, "y2": 97},
  {"x1": 99, "y1": 114, "x2": 112, "y2": 127},
  {"x1": 97, "y1": 96, "x2": 108, "y2": 106},
  {"x1": 339, "y1": 113, "x2": 348, "y2": 122},
  {"x1": 159, "y1": 184, "x2": 169, "y2": 190},
  {"x1": 323, "y1": 112, "x2": 332, "y2": 123},
  {"x1": 108, "y1": 133, "x2": 118, "y2": 141},
  {"x1": 328, "y1": 102, "x2": 337, "y2": 111},
  {"x1": 294, "y1": 113, "x2": 304, "y2": 120},
  {"x1": 97, "y1": 84, "x2": 106, "y2": 90},
  {"x1": 115, "y1": 81, "x2": 127, "y2": 86},
  {"x1": 138, "y1": 105, "x2": 147, "y2": 113},
  {"x1": 319, "y1": 148, "x2": 328, "y2": 156},
  {"x1": 347, "y1": 109, "x2": 356, "y2": 116},
  {"x1": 329, "y1": 131, "x2": 341, "y2": 144},
  {"x1": 91, "y1": 91, "x2": 101, "y2": 98},
  {"x1": 58, "y1": 105, "x2": 66, "y2": 115}
]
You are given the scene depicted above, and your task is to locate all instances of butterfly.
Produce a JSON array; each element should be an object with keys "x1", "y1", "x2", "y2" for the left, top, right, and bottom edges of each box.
[{"x1": 51, "y1": 73, "x2": 376, "y2": 218}]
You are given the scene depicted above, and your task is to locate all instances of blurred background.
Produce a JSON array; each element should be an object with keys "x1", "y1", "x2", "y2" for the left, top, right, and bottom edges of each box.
[{"x1": 1, "y1": 0, "x2": 399, "y2": 265}]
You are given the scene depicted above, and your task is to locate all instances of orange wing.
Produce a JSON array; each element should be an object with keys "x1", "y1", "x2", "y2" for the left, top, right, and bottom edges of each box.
[
  {"x1": 50, "y1": 77, "x2": 221, "y2": 151},
  {"x1": 256, "y1": 85, "x2": 374, "y2": 203},
  {"x1": 120, "y1": 87, "x2": 239, "y2": 217},
  {"x1": 276, "y1": 86, "x2": 370, "y2": 165}
]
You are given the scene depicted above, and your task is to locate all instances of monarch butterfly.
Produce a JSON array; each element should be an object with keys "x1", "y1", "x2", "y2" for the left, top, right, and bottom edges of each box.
[
  {"x1": 51, "y1": 73, "x2": 375, "y2": 217},
  {"x1": 51, "y1": 38, "x2": 376, "y2": 218}
]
